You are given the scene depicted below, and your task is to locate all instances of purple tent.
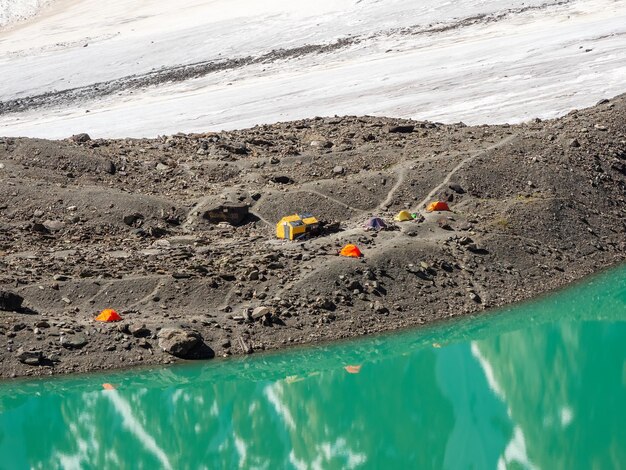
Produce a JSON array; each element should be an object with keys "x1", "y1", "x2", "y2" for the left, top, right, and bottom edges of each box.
[{"x1": 364, "y1": 217, "x2": 388, "y2": 231}]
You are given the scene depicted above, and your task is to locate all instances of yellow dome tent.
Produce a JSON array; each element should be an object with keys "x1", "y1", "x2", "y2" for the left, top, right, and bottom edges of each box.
[{"x1": 394, "y1": 210, "x2": 413, "y2": 222}]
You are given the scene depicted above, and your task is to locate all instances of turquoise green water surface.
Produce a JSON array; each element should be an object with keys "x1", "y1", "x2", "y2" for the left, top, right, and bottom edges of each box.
[{"x1": 1, "y1": 265, "x2": 625, "y2": 469}]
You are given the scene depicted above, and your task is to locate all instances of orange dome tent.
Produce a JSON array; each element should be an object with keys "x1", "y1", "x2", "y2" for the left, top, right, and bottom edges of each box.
[
  {"x1": 95, "y1": 309, "x2": 122, "y2": 322},
  {"x1": 340, "y1": 244, "x2": 363, "y2": 258},
  {"x1": 427, "y1": 201, "x2": 450, "y2": 212}
]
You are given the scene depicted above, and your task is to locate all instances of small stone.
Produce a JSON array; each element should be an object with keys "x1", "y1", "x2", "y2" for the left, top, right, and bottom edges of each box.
[
  {"x1": 333, "y1": 166, "x2": 344, "y2": 175},
  {"x1": 569, "y1": 138, "x2": 580, "y2": 148}
]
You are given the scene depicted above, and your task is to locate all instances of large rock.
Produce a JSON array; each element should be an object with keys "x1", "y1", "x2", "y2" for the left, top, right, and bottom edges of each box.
[
  {"x1": 60, "y1": 333, "x2": 88, "y2": 349},
  {"x1": 43, "y1": 220, "x2": 65, "y2": 232},
  {"x1": 0, "y1": 290, "x2": 23, "y2": 312},
  {"x1": 70, "y1": 133, "x2": 91, "y2": 143},
  {"x1": 388, "y1": 125, "x2": 415, "y2": 133},
  {"x1": 158, "y1": 327, "x2": 201, "y2": 358},
  {"x1": 203, "y1": 202, "x2": 249, "y2": 226},
  {"x1": 16, "y1": 348, "x2": 43, "y2": 366}
]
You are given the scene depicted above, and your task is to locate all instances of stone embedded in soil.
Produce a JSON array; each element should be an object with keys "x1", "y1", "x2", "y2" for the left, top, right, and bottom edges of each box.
[
  {"x1": 0, "y1": 290, "x2": 23, "y2": 312},
  {"x1": 157, "y1": 327, "x2": 201, "y2": 358}
]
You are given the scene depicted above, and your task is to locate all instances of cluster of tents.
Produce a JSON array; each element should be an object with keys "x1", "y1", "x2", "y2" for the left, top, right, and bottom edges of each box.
[{"x1": 338, "y1": 200, "x2": 451, "y2": 258}]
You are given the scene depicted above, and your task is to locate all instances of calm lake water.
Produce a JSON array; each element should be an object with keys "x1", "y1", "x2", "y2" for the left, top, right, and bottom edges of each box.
[{"x1": 1, "y1": 266, "x2": 625, "y2": 469}]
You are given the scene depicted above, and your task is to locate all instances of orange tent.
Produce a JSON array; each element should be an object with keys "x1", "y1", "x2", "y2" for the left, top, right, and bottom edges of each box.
[
  {"x1": 427, "y1": 201, "x2": 450, "y2": 212},
  {"x1": 95, "y1": 309, "x2": 122, "y2": 322},
  {"x1": 340, "y1": 244, "x2": 363, "y2": 258}
]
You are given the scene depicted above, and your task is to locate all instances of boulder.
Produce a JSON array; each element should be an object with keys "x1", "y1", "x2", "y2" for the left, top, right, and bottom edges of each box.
[
  {"x1": 70, "y1": 133, "x2": 91, "y2": 143},
  {"x1": 123, "y1": 213, "x2": 144, "y2": 226},
  {"x1": 0, "y1": 290, "x2": 23, "y2": 312},
  {"x1": 203, "y1": 202, "x2": 249, "y2": 226},
  {"x1": 60, "y1": 333, "x2": 88, "y2": 349},
  {"x1": 158, "y1": 327, "x2": 201, "y2": 358},
  {"x1": 43, "y1": 220, "x2": 65, "y2": 232},
  {"x1": 16, "y1": 348, "x2": 43, "y2": 366},
  {"x1": 129, "y1": 323, "x2": 151, "y2": 338},
  {"x1": 449, "y1": 183, "x2": 465, "y2": 194},
  {"x1": 271, "y1": 175, "x2": 294, "y2": 184},
  {"x1": 388, "y1": 125, "x2": 415, "y2": 133},
  {"x1": 251, "y1": 306, "x2": 270, "y2": 320}
]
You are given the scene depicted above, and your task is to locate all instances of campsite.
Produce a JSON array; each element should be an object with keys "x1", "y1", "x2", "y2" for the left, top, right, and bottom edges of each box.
[{"x1": 0, "y1": 97, "x2": 625, "y2": 378}]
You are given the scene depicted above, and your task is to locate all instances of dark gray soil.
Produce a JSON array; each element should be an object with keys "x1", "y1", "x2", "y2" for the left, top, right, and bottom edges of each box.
[{"x1": 0, "y1": 95, "x2": 624, "y2": 379}]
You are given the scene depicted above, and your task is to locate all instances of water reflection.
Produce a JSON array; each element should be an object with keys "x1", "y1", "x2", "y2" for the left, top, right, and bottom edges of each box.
[{"x1": 0, "y1": 266, "x2": 625, "y2": 469}]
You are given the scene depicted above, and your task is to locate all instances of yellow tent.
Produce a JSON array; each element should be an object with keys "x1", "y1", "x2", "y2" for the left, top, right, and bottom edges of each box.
[
  {"x1": 276, "y1": 213, "x2": 319, "y2": 240},
  {"x1": 394, "y1": 210, "x2": 413, "y2": 222}
]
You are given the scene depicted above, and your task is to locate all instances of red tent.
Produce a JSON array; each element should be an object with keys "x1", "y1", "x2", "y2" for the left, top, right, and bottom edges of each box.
[
  {"x1": 95, "y1": 309, "x2": 122, "y2": 322},
  {"x1": 427, "y1": 201, "x2": 450, "y2": 212},
  {"x1": 340, "y1": 244, "x2": 363, "y2": 258}
]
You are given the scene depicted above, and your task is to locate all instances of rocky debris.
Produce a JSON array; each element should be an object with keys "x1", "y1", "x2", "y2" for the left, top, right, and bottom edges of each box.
[
  {"x1": 0, "y1": 290, "x2": 23, "y2": 312},
  {"x1": 158, "y1": 327, "x2": 202, "y2": 358},
  {"x1": 237, "y1": 336, "x2": 253, "y2": 354}
]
